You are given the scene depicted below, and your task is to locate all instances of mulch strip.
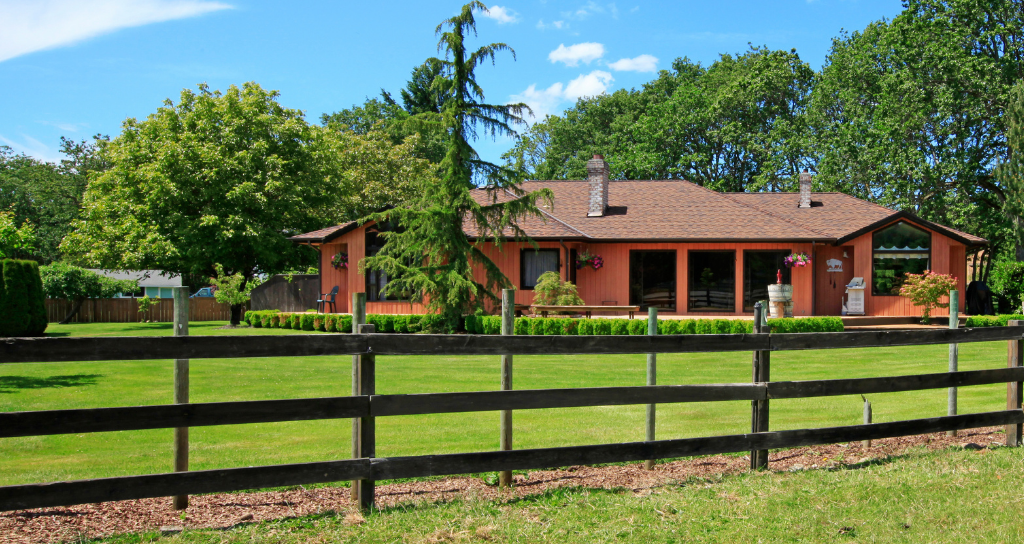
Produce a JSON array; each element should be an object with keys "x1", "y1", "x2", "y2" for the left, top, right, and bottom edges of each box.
[{"x1": 0, "y1": 428, "x2": 1006, "y2": 543}]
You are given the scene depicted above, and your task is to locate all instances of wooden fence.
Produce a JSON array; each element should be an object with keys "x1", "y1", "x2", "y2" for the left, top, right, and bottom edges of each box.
[
  {"x1": 45, "y1": 297, "x2": 239, "y2": 323},
  {"x1": 0, "y1": 324, "x2": 1022, "y2": 511}
]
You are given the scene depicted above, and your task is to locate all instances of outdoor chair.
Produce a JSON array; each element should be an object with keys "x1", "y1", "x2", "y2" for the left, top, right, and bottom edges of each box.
[{"x1": 317, "y1": 286, "x2": 339, "y2": 313}]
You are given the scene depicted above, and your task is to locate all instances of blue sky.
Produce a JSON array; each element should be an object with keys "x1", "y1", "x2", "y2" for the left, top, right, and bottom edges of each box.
[{"x1": 0, "y1": 0, "x2": 904, "y2": 165}]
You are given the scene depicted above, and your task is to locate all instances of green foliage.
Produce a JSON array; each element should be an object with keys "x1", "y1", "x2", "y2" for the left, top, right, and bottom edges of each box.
[
  {"x1": 0, "y1": 260, "x2": 46, "y2": 336},
  {"x1": 210, "y1": 265, "x2": 255, "y2": 307},
  {"x1": 610, "y1": 319, "x2": 629, "y2": 335},
  {"x1": 731, "y1": 320, "x2": 754, "y2": 334},
  {"x1": 313, "y1": 315, "x2": 327, "y2": 332},
  {"x1": 533, "y1": 272, "x2": 585, "y2": 306},
  {"x1": 136, "y1": 296, "x2": 158, "y2": 321},
  {"x1": 965, "y1": 314, "x2": 1024, "y2": 327},
  {"x1": 299, "y1": 313, "x2": 315, "y2": 331},
  {"x1": 0, "y1": 210, "x2": 36, "y2": 260},
  {"x1": 899, "y1": 272, "x2": 959, "y2": 323},
  {"x1": 694, "y1": 320, "x2": 714, "y2": 335},
  {"x1": 514, "y1": 317, "x2": 531, "y2": 335},
  {"x1": 767, "y1": 317, "x2": 844, "y2": 333},
  {"x1": 39, "y1": 262, "x2": 137, "y2": 300},
  {"x1": 361, "y1": 3, "x2": 553, "y2": 332},
  {"x1": 530, "y1": 318, "x2": 545, "y2": 336},
  {"x1": 576, "y1": 319, "x2": 593, "y2": 335},
  {"x1": 627, "y1": 319, "x2": 646, "y2": 335},
  {"x1": 392, "y1": 315, "x2": 410, "y2": 333}
]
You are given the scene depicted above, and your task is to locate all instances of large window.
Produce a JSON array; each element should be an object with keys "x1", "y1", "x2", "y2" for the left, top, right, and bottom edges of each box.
[
  {"x1": 689, "y1": 251, "x2": 735, "y2": 311},
  {"x1": 521, "y1": 249, "x2": 559, "y2": 290},
  {"x1": 872, "y1": 221, "x2": 931, "y2": 296},
  {"x1": 365, "y1": 229, "x2": 406, "y2": 301},
  {"x1": 629, "y1": 250, "x2": 676, "y2": 311},
  {"x1": 743, "y1": 250, "x2": 791, "y2": 312}
]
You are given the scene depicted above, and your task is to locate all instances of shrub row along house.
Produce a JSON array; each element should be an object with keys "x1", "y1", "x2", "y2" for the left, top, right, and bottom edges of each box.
[{"x1": 291, "y1": 155, "x2": 985, "y2": 318}]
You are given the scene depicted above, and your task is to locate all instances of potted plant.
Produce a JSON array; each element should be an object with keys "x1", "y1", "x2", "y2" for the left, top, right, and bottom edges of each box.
[
  {"x1": 575, "y1": 251, "x2": 604, "y2": 270},
  {"x1": 767, "y1": 253, "x2": 811, "y2": 318}
]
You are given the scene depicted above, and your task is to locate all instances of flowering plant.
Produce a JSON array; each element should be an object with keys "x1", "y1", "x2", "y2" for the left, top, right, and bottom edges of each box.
[
  {"x1": 899, "y1": 270, "x2": 958, "y2": 324},
  {"x1": 331, "y1": 252, "x2": 348, "y2": 269},
  {"x1": 784, "y1": 252, "x2": 811, "y2": 268},
  {"x1": 576, "y1": 251, "x2": 604, "y2": 270}
]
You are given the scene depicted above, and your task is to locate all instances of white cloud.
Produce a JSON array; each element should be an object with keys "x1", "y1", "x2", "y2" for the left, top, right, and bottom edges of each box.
[
  {"x1": 608, "y1": 54, "x2": 658, "y2": 72},
  {"x1": 481, "y1": 5, "x2": 519, "y2": 24},
  {"x1": 0, "y1": 0, "x2": 232, "y2": 63},
  {"x1": 548, "y1": 42, "x2": 605, "y2": 67},
  {"x1": 511, "y1": 70, "x2": 614, "y2": 122},
  {"x1": 0, "y1": 134, "x2": 62, "y2": 163},
  {"x1": 564, "y1": 70, "x2": 614, "y2": 99},
  {"x1": 536, "y1": 19, "x2": 567, "y2": 30}
]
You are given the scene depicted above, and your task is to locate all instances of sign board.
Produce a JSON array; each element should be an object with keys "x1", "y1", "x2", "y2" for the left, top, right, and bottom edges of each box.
[{"x1": 826, "y1": 258, "x2": 843, "y2": 273}]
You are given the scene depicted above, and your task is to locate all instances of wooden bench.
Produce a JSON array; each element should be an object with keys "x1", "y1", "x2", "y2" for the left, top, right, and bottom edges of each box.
[{"x1": 532, "y1": 305, "x2": 641, "y2": 319}]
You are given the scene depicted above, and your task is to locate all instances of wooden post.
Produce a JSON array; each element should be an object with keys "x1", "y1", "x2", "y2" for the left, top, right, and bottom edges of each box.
[
  {"x1": 1007, "y1": 320, "x2": 1023, "y2": 447},
  {"x1": 499, "y1": 289, "x2": 514, "y2": 488},
  {"x1": 172, "y1": 286, "x2": 189, "y2": 510},
  {"x1": 751, "y1": 302, "x2": 770, "y2": 470},
  {"x1": 862, "y1": 395, "x2": 872, "y2": 449},
  {"x1": 355, "y1": 323, "x2": 376, "y2": 510},
  {"x1": 350, "y1": 292, "x2": 366, "y2": 502},
  {"x1": 644, "y1": 307, "x2": 657, "y2": 470},
  {"x1": 948, "y1": 290, "x2": 959, "y2": 436}
]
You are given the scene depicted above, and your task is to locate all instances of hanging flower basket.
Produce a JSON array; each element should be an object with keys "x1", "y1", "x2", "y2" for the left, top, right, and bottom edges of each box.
[
  {"x1": 331, "y1": 252, "x2": 348, "y2": 270},
  {"x1": 576, "y1": 251, "x2": 604, "y2": 270},
  {"x1": 784, "y1": 252, "x2": 811, "y2": 268}
]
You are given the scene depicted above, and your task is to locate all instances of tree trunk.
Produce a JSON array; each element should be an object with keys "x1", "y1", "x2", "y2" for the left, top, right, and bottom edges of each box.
[
  {"x1": 59, "y1": 298, "x2": 85, "y2": 325},
  {"x1": 230, "y1": 304, "x2": 243, "y2": 326}
]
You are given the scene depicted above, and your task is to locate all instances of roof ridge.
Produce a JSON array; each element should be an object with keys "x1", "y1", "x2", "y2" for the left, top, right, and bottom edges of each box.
[
  {"x1": 502, "y1": 188, "x2": 593, "y2": 239},
  {"x1": 716, "y1": 190, "x2": 834, "y2": 239}
]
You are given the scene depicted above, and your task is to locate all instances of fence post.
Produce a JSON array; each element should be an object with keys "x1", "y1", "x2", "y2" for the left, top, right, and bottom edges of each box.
[
  {"x1": 644, "y1": 307, "x2": 657, "y2": 470},
  {"x1": 1008, "y1": 320, "x2": 1023, "y2": 447},
  {"x1": 172, "y1": 286, "x2": 189, "y2": 510},
  {"x1": 948, "y1": 290, "x2": 959, "y2": 436},
  {"x1": 751, "y1": 302, "x2": 770, "y2": 470},
  {"x1": 499, "y1": 289, "x2": 514, "y2": 488},
  {"x1": 355, "y1": 323, "x2": 376, "y2": 510},
  {"x1": 351, "y1": 292, "x2": 366, "y2": 502},
  {"x1": 862, "y1": 396, "x2": 872, "y2": 449}
]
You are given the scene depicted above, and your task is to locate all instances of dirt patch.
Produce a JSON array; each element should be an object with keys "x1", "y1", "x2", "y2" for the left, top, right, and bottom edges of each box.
[{"x1": 0, "y1": 428, "x2": 1006, "y2": 543}]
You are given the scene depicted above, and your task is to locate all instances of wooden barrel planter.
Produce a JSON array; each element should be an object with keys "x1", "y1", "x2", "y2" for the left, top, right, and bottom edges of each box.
[{"x1": 767, "y1": 284, "x2": 794, "y2": 319}]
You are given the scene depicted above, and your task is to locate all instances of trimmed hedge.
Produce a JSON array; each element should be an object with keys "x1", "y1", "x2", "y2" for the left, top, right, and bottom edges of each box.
[
  {"x1": 965, "y1": 314, "x2": 1024, "y2": 328},
  {"x1": 767, "y1": 316, "x2": 844, "y2": 333},
  {"x1": 0, "y1": 259, "x2": 47, "y2": 337}
]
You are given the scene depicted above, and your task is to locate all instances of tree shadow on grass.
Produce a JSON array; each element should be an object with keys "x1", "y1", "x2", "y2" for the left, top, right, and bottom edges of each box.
[{"x1": 0, "y1": 374, "x2": 103, "y2": 393}]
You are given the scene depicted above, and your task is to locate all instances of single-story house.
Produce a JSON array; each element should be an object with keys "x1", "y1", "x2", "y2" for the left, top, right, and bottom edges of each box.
[
  {"x1": 290, "y1": 155, "x2": 985, "y2": 317},
  {"x1": 89, "y1": 269, "x2": 182, "y2": 299}
]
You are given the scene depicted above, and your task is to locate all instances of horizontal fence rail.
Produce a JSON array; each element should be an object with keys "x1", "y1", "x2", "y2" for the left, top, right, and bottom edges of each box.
[
  {"x1": 2, "y1": 324, "x2": 1022, "y2": 513},
  {"x1": 1, "y1": 411, "x2": 1018, "y2": 512},
  {"x1": 2, "y1": 326, "x2": 1023, "y2": 363},
  {"x1": 2, "y1": 368, "x2": 1021, "y2": 439}
]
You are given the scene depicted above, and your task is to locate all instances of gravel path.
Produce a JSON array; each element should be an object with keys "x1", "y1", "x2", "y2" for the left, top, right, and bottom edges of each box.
[{"x1": 0, "y1": 428, "x2": 1006, "y2": 543}]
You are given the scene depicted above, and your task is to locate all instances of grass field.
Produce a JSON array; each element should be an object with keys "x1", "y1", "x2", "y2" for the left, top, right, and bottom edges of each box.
[
  {"x1": 100, "y1": 445, "x2": 1024, "y2": 543},
  {"x1": 0, "y1": 321, "x2": 1014, "y2": 487}
]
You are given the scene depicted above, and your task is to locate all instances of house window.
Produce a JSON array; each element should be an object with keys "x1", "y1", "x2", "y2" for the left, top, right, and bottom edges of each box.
[
  {"x1": 743, "y1": 250, "x2": 791, "y2": 312},
  {"x1": 144, "y1": 287, "x2": 174, "y2": 298},
  {"x1": 872, "y1": 221, "x2": 931, "y2": 296},
  {"x1": 521, "y1": 249, "x2": 559, "y2": 290},
  {"x1": 629, "y1": 250, "x2": 676, "y2": 311},
  {"x1": 365, "y1": 229, "x2": 407, "y2": 301},
  {"x1": 688, "y1": 251, "x2": 735, "y2": 311}
]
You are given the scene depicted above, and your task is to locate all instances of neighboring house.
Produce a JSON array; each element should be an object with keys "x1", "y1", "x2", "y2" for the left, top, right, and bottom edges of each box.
[
  {"x1": 290, "y1": 155, "x2": 986, "y2": 317},
  {"x1": 88, "y1": 269, "x2": 182, "y2": 299}
]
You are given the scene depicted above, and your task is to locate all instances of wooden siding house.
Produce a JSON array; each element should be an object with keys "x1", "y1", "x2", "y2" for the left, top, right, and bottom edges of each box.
[{"x1": 291, "y1": 155, "x2": 986, "y2": 317}]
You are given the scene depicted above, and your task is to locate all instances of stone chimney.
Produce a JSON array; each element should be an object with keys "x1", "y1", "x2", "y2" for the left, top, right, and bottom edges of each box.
[
  {"x1": 587, "y1": 154, "x2": 609, "y2": 217},
  {"x1": 798, "y1": 170, "x2": 813, "y2": 209}
]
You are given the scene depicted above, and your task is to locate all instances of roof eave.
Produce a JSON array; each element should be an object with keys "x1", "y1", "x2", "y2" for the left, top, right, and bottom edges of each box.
[{"x1": 833, "y1": 210, "x2": 988, "y2": 247}]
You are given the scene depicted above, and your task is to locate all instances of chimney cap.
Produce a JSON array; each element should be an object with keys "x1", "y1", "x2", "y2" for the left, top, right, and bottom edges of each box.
[{"x1": 592, "y1": 154, "x2": 604, "y2": 160}]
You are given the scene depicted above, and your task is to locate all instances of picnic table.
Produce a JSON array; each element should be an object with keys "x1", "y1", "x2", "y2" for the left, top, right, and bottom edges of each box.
[{"x1": 532, "y1": 305, "x2": 641, "y2": 319}]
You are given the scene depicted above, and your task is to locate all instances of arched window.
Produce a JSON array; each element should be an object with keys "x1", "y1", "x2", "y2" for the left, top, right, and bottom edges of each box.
[{"x1": 872, "y1": 221, "x2": 931, "y2": 296}]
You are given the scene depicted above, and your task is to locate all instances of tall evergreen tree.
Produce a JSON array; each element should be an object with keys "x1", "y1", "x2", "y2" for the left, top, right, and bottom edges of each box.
[{"x1": 363, "y1": 1, "x2": 552, "y2": 331}]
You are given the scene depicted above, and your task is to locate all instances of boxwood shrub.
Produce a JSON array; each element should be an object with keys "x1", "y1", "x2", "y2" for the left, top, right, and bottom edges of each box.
[
  {"x1": 965, "y1": 314, "x2": 1024, "y2": 327},
  {"x1": 767, "y1": 316, "x2": 844, "y2": 333}
]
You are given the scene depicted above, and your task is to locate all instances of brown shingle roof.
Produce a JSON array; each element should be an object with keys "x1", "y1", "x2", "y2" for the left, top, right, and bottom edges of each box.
[{"x1": 291, "y1": 180, "x2": 987, "y2": 246}]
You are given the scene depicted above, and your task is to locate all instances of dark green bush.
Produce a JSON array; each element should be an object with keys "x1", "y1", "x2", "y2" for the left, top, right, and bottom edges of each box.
[
  {"x1": 577, "y1": 319, "x2": 593, "y2": 335},
  {"x1": 694, "y1": 320, "x2": 714, "y2": 334},
  {"x1": 260, "y1": 312, "x2": 275, "y2": 328},
  {"x1": 965, "y1": 314, "x2": 1024, "y2": 327},
  {"x1": 419, "y1": 314, "x2": 443, "y2": 333},
  {"x1": 406, "y1": 314, "x2": 422, "y2": 332},
  {"x1": 392, "y1": 315, "x2": 409, "y2": 333},
  {"x1": 514, "y1": 317, "x2": 531, "y2": 335},
  {"x1": 23, "y1": 261, "x2": 46, "y2": 335},
  {"x1": 592, "y1": 319, "x2": 612, "y2": 335},
  {"x1": 483, "y1": 316, "x2": 502, "y2": 334},
  {"x1": 464, "y1": 315, "x2": 481, "y2": 334},
  {"x1": 0, "y1": 260, "x2": 30, "y2": 336},
  {"x1": 610, "y1": 319, "x2": 628, "y2": 335},
  {"x1": 767, "y1": 317, "x2": 844, "y2": 333},
  {"x1": 712, "y1": 319, "x2": 732, "y2": 334},
  {"x1": 299, "y1": 313, "x2": 315, "y2": 331},
  {"x1": 627, "y1": 319, "x2": 646, "y2": 335},
  {"x1": 542, "y1": 318, "x2": 562, "y2": 335},
  {"x1": 338, "y1": 314, "x2": 353, "y2": 333},
  {"x1": 731, "y1": 320, "x2": 753, "y2": 334}
]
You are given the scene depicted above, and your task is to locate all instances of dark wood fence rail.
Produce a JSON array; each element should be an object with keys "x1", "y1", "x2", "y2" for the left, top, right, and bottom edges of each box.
[{"x1": 1, "y1": 326, "x2": 1022, "y2": 512}]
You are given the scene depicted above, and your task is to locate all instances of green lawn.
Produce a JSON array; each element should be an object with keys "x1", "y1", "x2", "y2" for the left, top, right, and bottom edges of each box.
[
  {"x1": 0, "y1": 321, "x2": 1013, "y2": 486},
  {"x1": 102, "y1": 445, "x2": 1024, "y2": 543}
]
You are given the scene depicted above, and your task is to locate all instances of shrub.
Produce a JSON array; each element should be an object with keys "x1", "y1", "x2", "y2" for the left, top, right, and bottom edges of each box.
[
  {"x1": 483, "y1": 316, "x2": 502, "y2": 335},
  {"x1": 290, "y1": 313, "x2": 302, "y2": 330},
  {"x1": 24, "y1": 261, "x2": 46, "y2": 335},
  {"x1": 899, "y1": 271, "x2": 959, "y2": 324},
  {"x1": 419, "y1": 314, "x2": 444, "y2": 333},
  {"x1": 406, "y1": 314, "x2": 422, "y2": 332},
  {"x1": 767, "y1": 317, "x2": 844, "y2": 333},
  {"x1": 393, "y1": 315, "x2": 410, "y2": 333},
  {"x1": 561, "y1": 318, "x2": 579, "y2": 335},
  {"x1": 323, "y1": 314, "x2": 337, "y2": 332},
  {"x1": 533, "y1": 271, "x2": 584, "y2": 306},
  {"x1": 991, "y1": 260, "x2": 1024, "y2": 313},
  {"x1": 543, "y1": 318, "x2": 562, "y2": 335},
  {"x1": 244, "y1": 310, "x2": 255, "y2": 325},
  {"x1": 678, "y1": 320, "x2": 696, "y2": 334},
  {"x1": 299, "y1": 313, "x2": 315, "y2": 331},
  {"x1": 313, "y1": 316, "x2": 327, "y2": 332},
  {"x1": 338, "y1": 314, "x2": 353, "y2": 333},
  {"x1": 712, "y1": 319, "x2": 732, "y2": 334},
  {"x1": 0, "y1": 259, "x2": 30, "y2": 336},
  {"x1": 731, "y1": 320, "x2": 754, "y2": 334},
  {"x1": 514, "y1": 317, "x2": 531, "y2": 335},
  {"x1": 694, "y1": 320, "x2": 714, "y2": 334},
  {"x1": 965, "y1": 314, "x2": 1024, "y2": 327},
  {"x1": 592, "y1": 319, "x2": 612, "y2": 335},
  {"x1": 260, "y1": 312, "x2": 275, "y2": 328},
  {"x1": 610, "y1": 319, "x2": 629, "y2": 335},
  {"x1": 577, "y1": 319, "x2": 593, "y2": 335},
  {"x1": 530, "y1": 318, "x2": 546, "y2": 335},
  {"x1": 627, "y1": 319, "x2": 646, "y2": 335},
  {"x1": 464, "y1": 315, "x2": 481, "y2": 334},
  {"x1": 270, "y1": 314, "x2": 283, "y2": 328}
]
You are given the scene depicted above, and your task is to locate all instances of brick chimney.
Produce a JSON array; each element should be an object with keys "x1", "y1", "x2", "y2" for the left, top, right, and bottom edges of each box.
[
  {"x1": 587, "y1": 154, "x2": 609, "y2": 217},
  {"x1": 798, "y1": 170, "x2": 813, "y2": 209}
]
